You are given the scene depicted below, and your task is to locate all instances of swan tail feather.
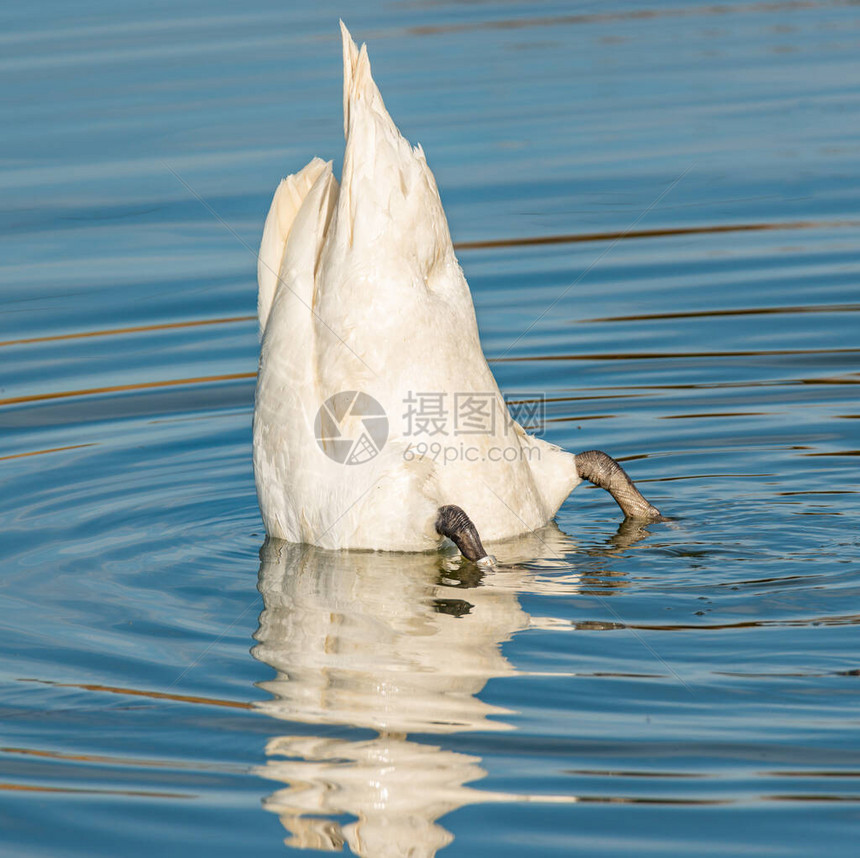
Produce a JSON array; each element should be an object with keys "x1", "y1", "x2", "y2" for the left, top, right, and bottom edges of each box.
[
  {"x1": 338, "y1": 22, "x2": 451, "y2": 274},
  {"x1": 258, "y1": 156, "x2": 330, "y2": 337},
  {"x1": 340, "y1": 20, "x2": 360, "y2": 139},
  {"x1": 340, "y1": 22, "x2": 394, "y2": 141}
]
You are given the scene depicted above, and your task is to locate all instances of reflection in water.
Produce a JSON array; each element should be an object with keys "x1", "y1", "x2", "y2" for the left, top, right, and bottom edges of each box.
[
  {"x1": 251, "y1": 529, "x2": 563, "y2": 855},
  {"x1": 251, "y1": 522, "x2": 652, "y2": 855}
]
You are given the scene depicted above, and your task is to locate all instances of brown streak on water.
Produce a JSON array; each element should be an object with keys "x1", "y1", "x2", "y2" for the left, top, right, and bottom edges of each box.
[
  {"x1": 0, "y1": 315, "x2": 256, "y2": 349},
  {"x1": 584, "y1": 304, "x2": 860, "y2": 324},
  {"x1": 407, "y1": 1, "x2": 853, "y2": 37},
  {"x1": 20, "y1": 679, "x2": 254, "y2": 710},
  {"x1": 0, "y1": 745, "x2": 247, "y2": 773},
  {"x1": 453, "y1": 219, "x2": 858, "y2": 251},
  {"x1": 0, "y1": 373, "x2": 256, "y2": 407},
  {"x1": 491, "y1": 348, "x2": 860, "y2": 362},
  {"x1": 0, "y1": 443, "x2": 96, "y2": 461},
  {"x1": 0, "y1": 782, "x2": 193, "y2": 798}
]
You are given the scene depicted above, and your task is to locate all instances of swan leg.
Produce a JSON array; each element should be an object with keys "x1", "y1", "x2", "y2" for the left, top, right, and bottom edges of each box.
[
  {"x1": 574, "y1": 450, "x2": 663, "y2": 520},
  {"x1": 435, "y1": 505, "x2": 494, "y2": 564}
]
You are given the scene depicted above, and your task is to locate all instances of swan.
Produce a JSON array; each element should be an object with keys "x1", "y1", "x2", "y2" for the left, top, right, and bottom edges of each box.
[{"x1": 253, "y1": 22, "x2": 661, "y2": 562}]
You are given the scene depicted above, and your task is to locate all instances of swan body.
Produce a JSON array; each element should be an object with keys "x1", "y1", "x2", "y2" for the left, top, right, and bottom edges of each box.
[{"x1": 253, "y1": 23, "x2": 658, "y2": 554}]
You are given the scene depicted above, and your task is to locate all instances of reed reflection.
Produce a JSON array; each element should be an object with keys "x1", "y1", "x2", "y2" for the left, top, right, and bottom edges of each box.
[{"x1": 251, "y1": 521, "x2": 647, "y2": 855}]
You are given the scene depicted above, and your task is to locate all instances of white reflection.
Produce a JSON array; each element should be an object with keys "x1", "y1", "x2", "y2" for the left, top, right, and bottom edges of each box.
[{"x1": 251, "y1": 527, "x2": 575, "y2": 856}]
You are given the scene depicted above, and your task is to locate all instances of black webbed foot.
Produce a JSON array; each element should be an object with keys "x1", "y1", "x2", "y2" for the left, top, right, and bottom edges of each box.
[{"x1": 435, "y1": 505, "x2": 493, "y2": 564}]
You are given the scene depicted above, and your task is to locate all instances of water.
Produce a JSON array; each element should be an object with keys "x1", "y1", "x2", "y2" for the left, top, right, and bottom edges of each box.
[{"x1": 2, "y1": 1, "x2": 860, "y2": 855}]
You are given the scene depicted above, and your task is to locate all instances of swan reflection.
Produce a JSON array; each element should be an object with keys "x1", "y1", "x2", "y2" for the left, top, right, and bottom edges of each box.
[{"x1": 251, "y1": 522, "x2": 651, "y2": 855}]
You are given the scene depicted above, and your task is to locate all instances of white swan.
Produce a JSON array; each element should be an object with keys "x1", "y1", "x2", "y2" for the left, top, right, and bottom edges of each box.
[{"x1": 253, "y1": 23, "x2": 661, "y2": 560}]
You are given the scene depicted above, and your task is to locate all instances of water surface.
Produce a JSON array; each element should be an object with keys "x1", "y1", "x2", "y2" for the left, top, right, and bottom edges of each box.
[{"x1": 2, "y1": 1, "x2": 860, "y2": 856}]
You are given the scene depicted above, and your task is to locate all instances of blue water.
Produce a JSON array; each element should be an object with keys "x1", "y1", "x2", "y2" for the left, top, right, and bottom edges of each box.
[{"x1": 2, "y1": 1, "x2": 860, "y2": 855}]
